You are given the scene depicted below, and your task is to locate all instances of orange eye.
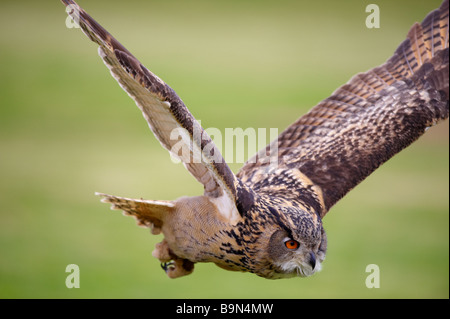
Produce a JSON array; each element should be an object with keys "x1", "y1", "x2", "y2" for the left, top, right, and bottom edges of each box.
[{"x1": 284, "y1": 239, "x2": 300, "y2": 250}]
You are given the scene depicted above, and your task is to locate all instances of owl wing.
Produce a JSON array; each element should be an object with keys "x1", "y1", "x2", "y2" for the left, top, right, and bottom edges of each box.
[
  {"x1": 237, "y1": 0, "x2": 449, "y2": 217},
  {"x1": 62, "y1": 0, "x2": 248, "y2": 221}
]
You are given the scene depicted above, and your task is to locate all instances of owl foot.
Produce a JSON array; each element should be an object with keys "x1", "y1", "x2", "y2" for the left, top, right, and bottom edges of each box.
[
  {"x1": 160, "y1": 261, "x2": 175, "y2": 271},
  {"x1": 160, "y1": 259, "x2": 194, "y2": 278},
  {"x1": 153, "y1": 240, "x2": 194, "y2": 278}
]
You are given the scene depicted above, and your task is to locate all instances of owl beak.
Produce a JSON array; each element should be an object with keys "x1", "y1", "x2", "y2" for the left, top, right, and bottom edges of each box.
[{"x1": 309, "y1": 252, "x2": 316, "y2": 270}]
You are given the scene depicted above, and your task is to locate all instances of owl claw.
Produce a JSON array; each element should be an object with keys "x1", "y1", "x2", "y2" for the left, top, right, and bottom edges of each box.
[
  {"x1": 160, "y1": 261, "x2": 175, "y2": 272},
  {"x1": 160, "y1": 258, "x2": 194, "y2": 278},
  {"x1": 161, "y1": 258, "x2": 194, "y2": 278},
  {"x1": 154, "y1": 240, "x2": 195, "y2": 278}
]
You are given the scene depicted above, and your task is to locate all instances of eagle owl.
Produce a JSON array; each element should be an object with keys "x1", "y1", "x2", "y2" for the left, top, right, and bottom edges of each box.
[{"x1": 61, "y1": 0, "x2": 449, "y2": 279}]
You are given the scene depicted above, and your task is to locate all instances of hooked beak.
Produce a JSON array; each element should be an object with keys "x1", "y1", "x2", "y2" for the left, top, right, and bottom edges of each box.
[{"x1": 309, "y1": 252, "x2": 316, "y2": 270}]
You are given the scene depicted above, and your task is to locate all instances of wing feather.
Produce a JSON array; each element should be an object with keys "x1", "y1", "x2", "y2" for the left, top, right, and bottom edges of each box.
[
  {"x1": 61, "y1": 0, "x2": 243, "y2": 221},
  {"x1": 238, "y1": 0, "x2": 449, "y2": 216}
]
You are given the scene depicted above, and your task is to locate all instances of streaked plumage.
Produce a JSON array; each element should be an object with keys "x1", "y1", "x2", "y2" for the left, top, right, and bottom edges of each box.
[{"x1": 61, "y1": 0, "x2": 449, "y2": 279}]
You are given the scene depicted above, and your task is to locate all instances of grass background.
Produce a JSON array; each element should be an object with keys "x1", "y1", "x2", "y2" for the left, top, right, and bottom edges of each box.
[{"x1": 0, "y1": 0, "x2": 448, "y2": 298}]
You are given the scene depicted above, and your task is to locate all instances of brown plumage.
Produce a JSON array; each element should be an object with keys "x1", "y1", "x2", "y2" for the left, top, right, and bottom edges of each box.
[{"x1": 61, "y1": 0, "x2": 449, "y2": 279}]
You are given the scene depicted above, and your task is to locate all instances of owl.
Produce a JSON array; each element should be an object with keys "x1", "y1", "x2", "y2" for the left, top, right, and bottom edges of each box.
[{"x1": 61, "y1": 0, "x2": 449, "y2": 279}]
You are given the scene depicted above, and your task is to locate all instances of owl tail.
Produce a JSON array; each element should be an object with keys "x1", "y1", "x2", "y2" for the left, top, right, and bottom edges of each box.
[{"x1": 95, "y1": 192, "x2": 174, "y2": 234}]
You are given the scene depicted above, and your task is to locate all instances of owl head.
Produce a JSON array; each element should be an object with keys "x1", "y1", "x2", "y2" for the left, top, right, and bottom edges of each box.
[{"x1": 250, "y1": 205, "x2": 327, "y2": 279}]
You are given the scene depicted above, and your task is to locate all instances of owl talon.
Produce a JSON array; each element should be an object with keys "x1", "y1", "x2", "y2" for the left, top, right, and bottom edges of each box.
[
  {"x1": 159, "y1": 258, "x2": 194, "y2": 278},
  {"x1": 161, "y1": 261, "x2": 175, "y2": 272}
]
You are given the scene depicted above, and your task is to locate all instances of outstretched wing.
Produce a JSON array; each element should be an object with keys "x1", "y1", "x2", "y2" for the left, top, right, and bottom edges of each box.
[
  {"x1": 238, "y1": 0, "x2": 449, "y2": 217},
  {"x1": 61, "y1": 0, "x2": 244, "y2": 221}
]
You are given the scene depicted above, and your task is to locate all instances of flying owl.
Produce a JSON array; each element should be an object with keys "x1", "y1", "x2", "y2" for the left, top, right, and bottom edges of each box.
[{"x1": 61, "y1": 0, "x2": 449, "y2": 279}]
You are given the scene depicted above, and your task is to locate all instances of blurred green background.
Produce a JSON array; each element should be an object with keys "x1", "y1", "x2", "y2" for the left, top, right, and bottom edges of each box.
[{"x1": 0, "y1": 0, "x2": 448, "y2": 298}]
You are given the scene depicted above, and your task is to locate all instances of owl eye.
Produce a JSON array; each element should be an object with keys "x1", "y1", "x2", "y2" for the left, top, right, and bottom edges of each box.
[{"x1": 284, "y1": 239, "x2": 300, "y2": 250}]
